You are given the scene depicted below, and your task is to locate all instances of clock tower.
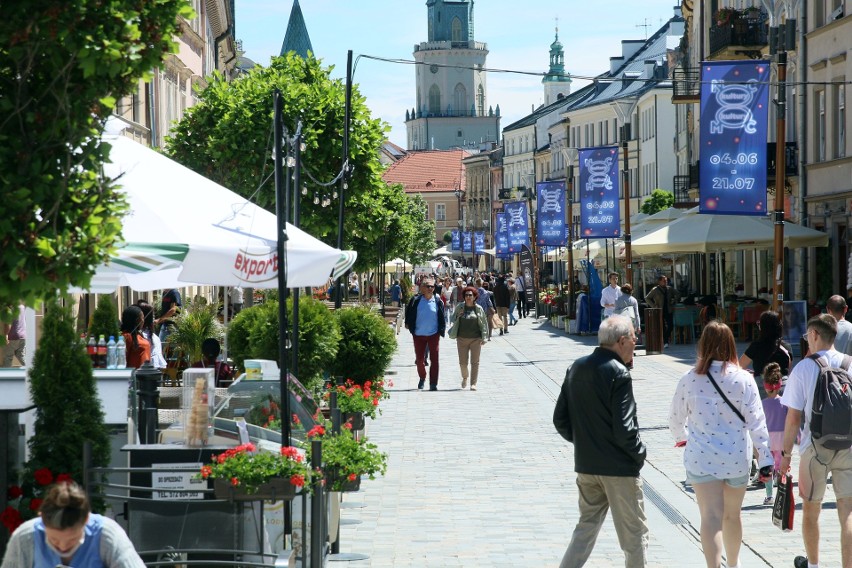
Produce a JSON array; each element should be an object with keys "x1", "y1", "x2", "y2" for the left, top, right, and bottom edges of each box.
[{"x1": 405, "y1": 0, "x2": 500, "y2": 150}]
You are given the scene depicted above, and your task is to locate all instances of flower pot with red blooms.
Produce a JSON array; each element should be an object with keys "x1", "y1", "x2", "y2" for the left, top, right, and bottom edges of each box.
[
  {"x1": 213, "y1": 477, "x2": 296, "y2": 502},
  {"x1": 341, "y1": 412, "x2": 365, "y2": 431},
  {"x1": 323, "y1": 379, "x2": 389, "y2": 421},
  {"x1": 3, "y1": 469, "x2": 76, "y2": 534},
  {"x1": 199, "y1": 443, "x2": 312, "y2": 499},
  {"x1": 304, "y1": 423, "x2": 387, "y2": 493}
]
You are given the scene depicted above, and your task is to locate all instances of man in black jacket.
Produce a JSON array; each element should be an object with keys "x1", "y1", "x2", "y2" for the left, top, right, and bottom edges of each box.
[
  {"x1": 404, "y1": 278, "x2": 446, "y2": 390},
  {"x1": 493, "y1": 276, "x2": 511, "y2": 335},
  {"x1": 552, "y1": 315, "x2": 647, "y2": 568}
]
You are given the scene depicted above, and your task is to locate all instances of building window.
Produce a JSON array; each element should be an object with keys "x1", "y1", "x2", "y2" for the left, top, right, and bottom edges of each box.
[
  {"x1": 817, "y1": 89, "x2": 826, "y2": 161},
  {"x1": 452, "y1": 17, "x2": 462, "y2": 42},
  {"x1": 436, "y1": 203, "x2": 446, "y2": 221},
  {"x1": 815, "y1": 0, "x2": 826, "y2": 27},
  {"x1": 477, "y1": 85, "x2": 484, "y2": 116},
  {"x1": 454, "y1": 83, "x2": 467, "y2": 116},
  {"x1": 836, "y1": 83, "x2": 846, "y2": 159},
  {"x1": 429, "y1": 84, "x2": 441, "y2": 115}
]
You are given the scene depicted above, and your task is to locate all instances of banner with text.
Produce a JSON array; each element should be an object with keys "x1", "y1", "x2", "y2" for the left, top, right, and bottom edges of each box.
[
  {"x1": 462, "y1": 231, "x2": 472, "y2": 253},
  {"x1": 699, "y1": 60, "x2": 769, "y2": 215},
  {"x1": 495, "y1": 212, "x2": 510, "y2": 257},
  {"x1": 579, "y1": 146, "x2": 620, "y2": 237},
  {"x1": 451, "y1": 229, "x2": 460, "y2": 251},
  {"x1": 504, "y1": 201, "x2": 530, "y2": 253},
  {"x1": 474, "y1": 231, "x2": 485, "y2": 253},
  {"x1": 536, "y1": 181, "x2": 568, "y2": 247}
]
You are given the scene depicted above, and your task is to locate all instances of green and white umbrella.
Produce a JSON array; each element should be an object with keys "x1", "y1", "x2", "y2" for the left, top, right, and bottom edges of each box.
[{"x1": 79, "y1": 134, "x2": 356, "y2": 293}]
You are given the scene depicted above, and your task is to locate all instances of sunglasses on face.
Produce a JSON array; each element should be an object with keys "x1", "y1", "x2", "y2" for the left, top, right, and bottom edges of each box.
[
  {"x1": 464, "y1": 293, "x2": 474, "y2": 297},
  {"x1": 423, "y1": 285, "x2": 434, "y2": 289}
]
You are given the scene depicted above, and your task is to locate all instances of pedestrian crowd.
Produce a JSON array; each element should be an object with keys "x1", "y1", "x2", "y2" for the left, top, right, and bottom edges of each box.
[{"x1": 553, "y1": 291, "x2": 852, "y2": 568}]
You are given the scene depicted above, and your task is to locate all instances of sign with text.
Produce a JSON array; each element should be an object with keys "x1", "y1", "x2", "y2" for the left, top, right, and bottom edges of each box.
[
  {"x1": 474, "y1": 231, "x2": 485, "y2": 253},
  {"x1": 699, "y1": 60, "x2": 770, "y2": 215},
  {"x1": 579, "y1": 146, "x2": 620, "y2": 237},
  {"x1": 152, "y1": 462, "x2": 204, "y2": 500},
  {"x1": 504, "y1": 201, "x2": 530, "y2": 253},
  {"x1": 536, "y1": 181, "x2": 567, "y2": 247},
  {"x1": 495, "y1": 212, "x2": 510, "y2": 257},
  {"x1": 451, "y1": 229, "x2": 460, "y2": 251},
  {"x1": 462, "y1": 230, "x2": 472, "y2": 253}
]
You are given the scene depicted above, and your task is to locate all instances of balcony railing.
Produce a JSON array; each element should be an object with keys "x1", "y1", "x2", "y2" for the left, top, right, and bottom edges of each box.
[
  {"x1": 709, "y1": 9, "x2": 769, "y2": 58},
  {"x1": 672, "y1": 67, "x2": 701, "y2": 103},
  {"x1": 767, "y1": 142, "x2": 799, "y2": 177}
]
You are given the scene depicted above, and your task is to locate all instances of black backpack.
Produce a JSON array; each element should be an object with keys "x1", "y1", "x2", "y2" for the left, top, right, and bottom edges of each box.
[{"x1": 810, "y1": 354, "x2": 852, "y2": 450}]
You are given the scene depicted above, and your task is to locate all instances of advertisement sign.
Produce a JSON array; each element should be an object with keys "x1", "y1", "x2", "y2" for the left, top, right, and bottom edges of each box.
[
  {"x1": 474, "y1": 231, "x2": 485, "y2": 253},
  {"x1": 451, "y1": 229, "x2": 461, "y2": 251},
  {"x1": 579, "y1": 146, "x2": 620, "y2": 237},
  {"x1": 495, "y1": 212, "x2": 510, "y2": 257},
  {"x1": 504, "y1": 201, "x2": 530, "y2": 253},
  {"x1": 520, "y1": 245, "x2": 536, "y2": 305},
  {"x1": 462, "y1": 230, "x2": 472, "y2": 253},
  {"x1": 536, "y1": 181, "x2": 567, "y2": 246},
  {"x1": 699, "y1": 60, "x2": 770, "y2": 215}
]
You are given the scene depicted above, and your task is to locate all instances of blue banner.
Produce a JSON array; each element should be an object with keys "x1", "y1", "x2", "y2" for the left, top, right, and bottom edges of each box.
[
  {"x1": 451, "y1": 229, "x2": 460, "y2": 251},
  {"x1": 579, "y1": 146, "x2": 620, "y2": 238},
  {"x1": 504, "y1": 201, "x2": 529, "y2": 253},
  {"x1": 536, "y1": 181, "x2": 567, "y2": 247},
  {"x1": 495, "y1": 212, "x2": 509, "y2": 257},
  {"x1": 462, "y1": 230, "x2": 472, "y2": 253},
  {"x1": 474, "y1": 231, "x2": 485, "y2": 253},
  {"x1": 699, "y1": 60, "x2": 770, "y2": 215}
]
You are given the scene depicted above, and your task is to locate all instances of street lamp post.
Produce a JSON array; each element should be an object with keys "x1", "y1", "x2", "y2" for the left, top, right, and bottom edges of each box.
[
  {"x1": 771, "y1": 31, "x2": 788, "y2": 312},
  {"x1": 621, "y1": 124, "x2": 634, "y2": 287}
]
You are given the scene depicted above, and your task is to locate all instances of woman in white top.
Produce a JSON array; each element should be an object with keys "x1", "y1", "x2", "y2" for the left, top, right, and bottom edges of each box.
[{"x1": 669, "y1": 321, "x2": 772, "y2": 568}]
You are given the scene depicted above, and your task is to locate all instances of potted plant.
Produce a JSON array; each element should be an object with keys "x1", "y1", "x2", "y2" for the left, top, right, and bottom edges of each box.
[
  {"x1": 305, "y1": 423, "x2": 387, "y2": 492},
  {"x1": 328, "y1": 307, "x2": 396, "y2": 385},
  {"x1": 715, "y1": 7, "x2": 735, "y2": 26},
  {"x1": 324, "y1": 379, "x2": 389, "y2": 429},
  {"x1": 168, "y1": 297, "x2": 224, "y2": 366},
  {"x1": 199, "y1": 442, "x2": 311, "y2": 501}
]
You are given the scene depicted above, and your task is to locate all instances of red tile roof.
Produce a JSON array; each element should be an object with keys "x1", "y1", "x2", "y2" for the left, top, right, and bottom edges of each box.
[{"x1": 382, "y1": 149, "x2": 471, "y2": 193}]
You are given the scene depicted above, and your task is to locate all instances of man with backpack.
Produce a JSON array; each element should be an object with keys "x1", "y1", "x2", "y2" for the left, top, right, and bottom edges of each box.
[{"x1": 780, "y1": 314, "x2": 852, "y2": 568}]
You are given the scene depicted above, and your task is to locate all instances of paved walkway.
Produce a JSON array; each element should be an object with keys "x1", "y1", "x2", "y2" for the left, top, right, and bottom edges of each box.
[{"x1": 336, "y1": 315, "x2": 842, "y2": 567}]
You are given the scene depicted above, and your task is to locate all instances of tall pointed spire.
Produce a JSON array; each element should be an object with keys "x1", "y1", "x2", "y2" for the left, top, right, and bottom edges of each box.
[{"x1": 280, "y1": 0, "x2": 313, "y2": 59}]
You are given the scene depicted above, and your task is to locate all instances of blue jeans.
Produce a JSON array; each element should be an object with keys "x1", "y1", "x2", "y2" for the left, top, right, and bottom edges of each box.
[{"x1": 508, "y1": 302, "x2": 517, "y2": 324}]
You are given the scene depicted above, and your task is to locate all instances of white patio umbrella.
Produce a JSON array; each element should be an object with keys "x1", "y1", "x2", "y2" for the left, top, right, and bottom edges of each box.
[
  {"x1": 632, "y1": 212, "x2": 828, "y2": 255},
  {"x1": 79, "y1": 134, "x2": 356, "y2": 292}
]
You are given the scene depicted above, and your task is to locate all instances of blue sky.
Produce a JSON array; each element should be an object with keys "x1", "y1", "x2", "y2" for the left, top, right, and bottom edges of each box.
[{"x1": 234, "y1": 1, "x2": 681, "y2": 146}]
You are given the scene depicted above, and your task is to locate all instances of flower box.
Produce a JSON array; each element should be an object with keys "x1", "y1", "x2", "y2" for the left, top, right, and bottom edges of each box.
[
  {"x1": 326, "y1": 470, "x2": 361, "y2": 493},
  {"x1": 213, "y1": 477, "x2": 296, "y2": 502},
  {"x1": 568, "y1": 318, "x2": 578, "y2": 334},
  {"x1": 342, "y1": 411, "x2": 365, "y2": 431}
]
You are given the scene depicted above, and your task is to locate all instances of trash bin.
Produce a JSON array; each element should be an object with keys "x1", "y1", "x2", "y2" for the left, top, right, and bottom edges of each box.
[
  {"x1": 644, "y1": 308, "x2": 664, "y2": 355},
  {"x1": 136, "y1": 362, "x2": 162, "y2": 444}
]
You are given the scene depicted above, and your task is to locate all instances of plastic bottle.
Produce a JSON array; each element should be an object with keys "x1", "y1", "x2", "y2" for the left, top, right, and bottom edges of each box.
[
  {"x1": 116, "y1": 335, "x2": 127, "y2": 369},
  {"x1": 87, "y1": 336, "x2": 97, "y2": 366},
  {"x1": 97, "y1": 335, "x2": 107, "y2": 369},
  {"x1": 106, "y1": 336, "x2": 117, "y2": 369}
]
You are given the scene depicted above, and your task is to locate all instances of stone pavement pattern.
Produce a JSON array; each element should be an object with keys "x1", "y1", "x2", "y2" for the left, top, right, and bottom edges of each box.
[{"x1": 337, "y1": 316, "x2": 843, "y2": 567}]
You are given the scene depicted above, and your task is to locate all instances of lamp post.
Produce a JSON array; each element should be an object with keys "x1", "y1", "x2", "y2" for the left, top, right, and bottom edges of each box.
[
  {"x1": 560, "y1": 147, "x2": 578, "y2": 318},
  {"x1": 621, "y1": 124, "x2": 634, "y2": 287},
  {"x1": 454, "y1": 187, "x2": 465, "y2": 267},
  {"x1": 522, "y1": 172, "x2": 540, "y2": 300},
  {"x1": 771, "y1": 27, "x2": 788, "y2": 312}
]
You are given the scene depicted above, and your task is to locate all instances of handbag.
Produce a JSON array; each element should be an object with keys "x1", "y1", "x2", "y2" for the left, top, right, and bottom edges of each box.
[
  {"x1": 772, "y1": 472, "x2": 795, "y2": 531},
  {"x1": 490, "y1": 311, "x2": 503, "y2": 330}
]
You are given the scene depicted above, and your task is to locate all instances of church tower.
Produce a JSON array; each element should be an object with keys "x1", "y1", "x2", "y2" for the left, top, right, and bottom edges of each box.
[
  {"x1": 542, "y1": 24, "x2": 572, "y2": 106},
  {"x1": 280, "y1": 0, "x2": 313, "y2": 59},
  {"x1": 405, "y1": 0, "x2": 500, "y2": 150}
]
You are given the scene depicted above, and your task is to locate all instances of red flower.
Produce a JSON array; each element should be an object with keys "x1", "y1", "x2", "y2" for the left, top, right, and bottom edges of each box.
[
  {"x1": 343, "y1": 422, "x2": 352, "y2": 430},
  {"x1": 281, "y1": 446, "x2": 300, "y2": 460},
  {"x1": 291, "y1": 413, "x2": 301, "y2": 425},
  {"x1": 200, "y1": 465, "x2": 213, "y2": 479},
  {"x1": 347, "y1": 473, "x2": 357, "y2": 482},
  {"x1": 0, "y1": 506, "x2": 22, "y2": 533},
  {"x1": 7, "y1": 486, "x2": 22, "y2": 500},
  {"x1": 289, "y1": 474, "x2": 305, "y2": 488},
  {"x1": 230, "y1": 477, "x2": 240, "y2": 487},
  {"x1": 33, "y1": 468, "x2": 53, "y2": 486},
  {"x1": 306, "y1": 425, "x2": 326, "y2": 438},
  {"x1": 28, "y1": 499, "x2": 42, "y2": 512},
  {"x1": 371, "y1": 398, "x2": 379, "y2": 406},
  {"x1": 55, "y1": 473, "x2": 73, "y2": 485}
]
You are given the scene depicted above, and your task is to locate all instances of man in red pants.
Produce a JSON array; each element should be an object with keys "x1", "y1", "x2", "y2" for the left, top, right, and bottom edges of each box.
[{"x1": 404, "y1": 278, "x2": 446, "y2": 391}]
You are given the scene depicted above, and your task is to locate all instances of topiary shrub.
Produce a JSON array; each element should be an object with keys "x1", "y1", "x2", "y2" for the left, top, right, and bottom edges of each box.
[
  {"x1": 88, "y1": 294, "x2": 119, "y2": 341},
  {"x1": 227, "y1": 303, "x2": 267, "y2": 372},
  {"x1": 329, "y1": 306, "x2": 397, "y2": 384},
  {"x1": 28, "y1": 297, "x2": 110, "y2": 509}
]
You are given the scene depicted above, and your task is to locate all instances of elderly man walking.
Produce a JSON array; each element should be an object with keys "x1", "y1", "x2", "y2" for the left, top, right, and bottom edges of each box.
[
  {"x1": 553, "y1": 315, "x2": 648, "y2": 567},
  {"x1": 404, "y1": 278, "x2": 446, "y2": 391}
]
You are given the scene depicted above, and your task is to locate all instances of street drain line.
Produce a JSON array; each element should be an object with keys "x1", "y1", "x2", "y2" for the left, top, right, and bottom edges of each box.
[{"x1": 641, "y1": 480, "x2": 690, "y2": 525}]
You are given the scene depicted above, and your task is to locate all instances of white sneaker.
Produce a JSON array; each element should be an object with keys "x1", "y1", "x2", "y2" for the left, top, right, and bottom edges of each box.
[{"x1": 664, "y1": 343, "x2": 669, "y2": 348}]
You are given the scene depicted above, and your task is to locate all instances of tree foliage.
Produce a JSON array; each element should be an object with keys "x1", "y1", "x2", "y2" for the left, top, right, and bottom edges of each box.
[
  {"x1": 639, "y1": 189, "x2": 675, "y2": 215},
  {"x1": 0, "y1": 0, "x2": 193, "y2": 324},
  {"x1": 165, "y1": 53, "x2": 434, "y2": 271},
  {"x1": 27, "y1": 297, "x2": 110, "y2": 506}
]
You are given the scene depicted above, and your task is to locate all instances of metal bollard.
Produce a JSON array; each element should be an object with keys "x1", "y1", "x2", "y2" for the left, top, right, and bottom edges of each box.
[{"x1": 310, "y1": 439, "x2": 324, "y2": 568}]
